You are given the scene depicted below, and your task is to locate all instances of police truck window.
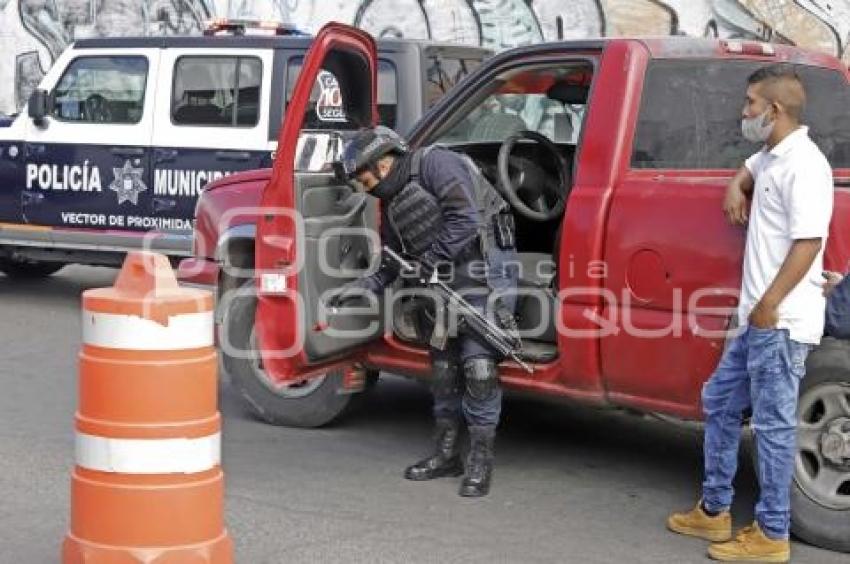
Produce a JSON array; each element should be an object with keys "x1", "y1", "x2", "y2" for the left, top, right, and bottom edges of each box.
[{"x1": 52, "y1": 57, "x2": 148, "y2": 124}]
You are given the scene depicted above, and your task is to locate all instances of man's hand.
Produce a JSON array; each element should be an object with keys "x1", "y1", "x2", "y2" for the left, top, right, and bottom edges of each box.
[
  {"x1": 723, "y1": 183, "x2": 750, "y2": 225},
  {"x1": 822, "y1": 271, "x2": 844, "y2": 297},
  {"x1": 723, "y1": 165, "x2": 754, "y2": 226},
  {"x1": 749, "y1": 300, "x2": 779, "y2": 329},
  {"x1": 416, "y1": 252, "x2": 452, "y2": 284}
]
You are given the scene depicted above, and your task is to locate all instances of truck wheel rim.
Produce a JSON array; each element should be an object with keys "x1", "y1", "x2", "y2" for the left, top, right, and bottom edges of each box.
[
  {"x1": 795, "y1": 383, "x2": 850, "y2": 510},
  {"x1": 248, "y1": 331, "x2": 325, "y2": 398}
]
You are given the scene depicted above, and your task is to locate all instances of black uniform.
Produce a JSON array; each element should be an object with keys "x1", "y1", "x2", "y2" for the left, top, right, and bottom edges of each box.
[
  {"x1": 354, "y1": 146, "x2": 517, "y2": 427},
  {"x1": 338, "y1": 130, "x2": 518, "y2": 497}
]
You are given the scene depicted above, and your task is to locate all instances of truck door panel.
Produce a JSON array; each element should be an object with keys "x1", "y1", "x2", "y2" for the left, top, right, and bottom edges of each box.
[
  {"x1": 296, "y1": 171, "x2": 380, "y2": 361},
  {"x1": 601, "y1": 176, "x2": 743, "y2": 416},
  {"x1": 601, "y1": 59, "x2": 762, "y2": 417},
  {"x1": 255, "y1": 23, "x2": 379, "y2": 383},
  {"x1": 21, "y1": 51, "x2": 158, "y2": 232},
  {"x1": 151, "y1": 50, "x2": 274, "y2": 228}
]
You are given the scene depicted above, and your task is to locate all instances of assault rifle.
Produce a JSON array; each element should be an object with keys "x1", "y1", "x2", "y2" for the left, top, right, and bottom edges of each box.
[{"x1": 383, "y1": 246, "x2": 533, "y2": 373}]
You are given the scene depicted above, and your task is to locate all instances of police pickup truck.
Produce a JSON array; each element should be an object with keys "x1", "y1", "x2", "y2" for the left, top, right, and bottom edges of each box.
[{"x1": 0, "y1": 20, "x2": 489, "y2": 277}]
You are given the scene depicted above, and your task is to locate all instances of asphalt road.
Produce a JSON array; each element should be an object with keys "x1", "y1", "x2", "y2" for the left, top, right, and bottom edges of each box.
[{"x1": 0, "y1": 265, "x2": 845, "y2": 564}]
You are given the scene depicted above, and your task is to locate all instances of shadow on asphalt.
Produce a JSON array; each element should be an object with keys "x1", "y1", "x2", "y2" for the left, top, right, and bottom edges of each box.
[
  {"x1": 0, "y1": 266, "x2": 118, "y2": 305},
  {"x1": 220, "y1": 370, "x2": 760, "y2": 528}
]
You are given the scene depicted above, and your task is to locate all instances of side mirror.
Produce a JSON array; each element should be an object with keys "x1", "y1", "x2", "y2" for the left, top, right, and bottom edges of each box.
[{"x1": 27, "y1": 89, "x2": 50, "y2": 125}]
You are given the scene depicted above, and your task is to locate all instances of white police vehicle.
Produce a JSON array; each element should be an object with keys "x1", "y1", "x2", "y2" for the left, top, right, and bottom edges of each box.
[{"x1": 0, "y1": 20, "x2": 489, "y2": 277}]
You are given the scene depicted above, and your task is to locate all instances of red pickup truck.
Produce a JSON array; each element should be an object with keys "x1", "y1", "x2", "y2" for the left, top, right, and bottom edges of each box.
[{"x1": 182, "y1": 24, "x2": 850, "y2": 551}]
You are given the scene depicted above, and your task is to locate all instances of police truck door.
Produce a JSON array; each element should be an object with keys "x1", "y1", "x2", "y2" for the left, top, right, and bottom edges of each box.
[
  {"x1": 150, "y1": 48, "x2": 273, "y2": 228},
  {"x1": 253, "y1": 23, "x2": 382, "y2": 384},
  {"x1": 21, "y1": 50, "x2": 158, "y2": 232}
]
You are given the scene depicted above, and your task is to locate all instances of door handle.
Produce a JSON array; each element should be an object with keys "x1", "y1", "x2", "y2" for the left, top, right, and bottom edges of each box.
[
  {"x1": 110, "y1": 147, "x2": 145, "y2": 157},
  {"x1": 21, "y1": 191, "x2": 44, "y2": 206},
  {"x1": 215, "y1": 150, "x2": 251, "y2": 161},
  {"x1": 154, "y1": 148, "x2": 179, "y2": 163},
  {"x1": 152, "y1": 197, "x2": 177, "y2": 213}
]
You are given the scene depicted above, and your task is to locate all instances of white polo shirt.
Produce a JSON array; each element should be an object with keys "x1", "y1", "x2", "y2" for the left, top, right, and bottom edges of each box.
[{"x1": 739, "y1": 126, "x2": 834, "y2": 344}]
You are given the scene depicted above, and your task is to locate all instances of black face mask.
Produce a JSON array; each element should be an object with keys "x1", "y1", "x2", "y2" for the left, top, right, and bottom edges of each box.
[{"x1": 372, "y1": 153, "x2": 412, "y2": 200}]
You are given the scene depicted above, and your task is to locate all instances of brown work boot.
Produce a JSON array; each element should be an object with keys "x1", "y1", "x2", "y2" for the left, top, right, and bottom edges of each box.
[
  {"x1": 707, "y1": 522, "x2": 790, "y2": 562},
  {"x1": 667, "y1": 500, "x2": 732, "y2": 542}
]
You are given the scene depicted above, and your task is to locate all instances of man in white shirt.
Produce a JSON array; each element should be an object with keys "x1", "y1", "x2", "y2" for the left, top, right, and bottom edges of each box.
[{"x1": 667, "y1": 64, "x2": 834, "y2": 562}]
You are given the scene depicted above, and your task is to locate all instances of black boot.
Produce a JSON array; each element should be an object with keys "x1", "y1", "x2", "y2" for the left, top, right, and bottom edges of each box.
[
  {"x1": 459, "y1": 425, "x2": 495, "y2": 497},
  {"x1": 404, "y1": 418, "x2": 464, "y2": 481}
]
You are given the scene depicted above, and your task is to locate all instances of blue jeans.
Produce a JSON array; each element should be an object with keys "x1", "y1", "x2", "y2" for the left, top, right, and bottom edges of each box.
[{"x1": 701, "y1": 326, "x2": 811, "y2": 539}]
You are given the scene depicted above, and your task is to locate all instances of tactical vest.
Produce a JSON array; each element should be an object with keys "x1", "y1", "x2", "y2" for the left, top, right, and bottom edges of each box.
[
  {"x1": 385, "y1": 179, "x2": 442, "y2": 257},
  {"x1": 386, "y1": 146, "x2": 512, "y2": 262}
]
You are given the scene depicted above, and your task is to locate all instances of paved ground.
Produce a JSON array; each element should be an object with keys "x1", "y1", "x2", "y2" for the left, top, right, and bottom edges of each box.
[{"x1": 0, "y1": 265, "x2": 846, "y2": 563}]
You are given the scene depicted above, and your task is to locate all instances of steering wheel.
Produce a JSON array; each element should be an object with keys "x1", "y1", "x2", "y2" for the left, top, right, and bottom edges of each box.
[
  {"x1": 83, "y1": 94, "x2": 112, "y2": 123},
  {"x1": 497, "y1": 130, "x2": 569, "y2": 222}
]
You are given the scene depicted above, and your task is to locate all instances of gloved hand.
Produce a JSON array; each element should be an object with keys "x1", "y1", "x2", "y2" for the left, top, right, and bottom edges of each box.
[
  {"x1": 417, "y1": 251, "x2": 449, "y2": 283},
  {"x1": 416, "y1": 253, "x2": 436, "y2": 282},
  {"x1": 327, "y1": 279, "x2": 372, "y2": 308}
]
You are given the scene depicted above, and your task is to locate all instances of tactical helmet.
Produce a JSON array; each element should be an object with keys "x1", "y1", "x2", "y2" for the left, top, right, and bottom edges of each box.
[{"x1": 339, "y1": 126, "x2": 408, "y2": 179}]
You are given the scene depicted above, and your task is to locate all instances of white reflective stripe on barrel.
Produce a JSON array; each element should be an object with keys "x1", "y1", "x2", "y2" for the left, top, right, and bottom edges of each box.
[
  {"x1": 75, "y1": 432, "x2": 221, "y2": 474},
  {"x1": 82, "y1": 310, "x2": 213, "y2": 350}
]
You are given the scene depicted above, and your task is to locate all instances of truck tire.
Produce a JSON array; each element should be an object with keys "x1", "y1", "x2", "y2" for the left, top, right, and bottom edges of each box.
[
  {"x1": 0, "y1": 257, "x2": 65, "y2": 279},
  {"x1": 790, "y1": 337, "x2": 850, "y2": 552},
  {"x1": 221, "y1": 280, "x2": 353, "y2": 428}
]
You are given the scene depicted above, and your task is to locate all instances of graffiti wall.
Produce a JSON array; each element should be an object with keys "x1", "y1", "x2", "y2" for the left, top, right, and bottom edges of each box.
[{"x1": 1, "y1": 0, "x2": 849, "y2": 115}]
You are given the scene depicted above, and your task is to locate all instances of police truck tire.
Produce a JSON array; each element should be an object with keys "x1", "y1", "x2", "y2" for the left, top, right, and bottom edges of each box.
[
  {"x1": 0, "y1": 258, "x2": 65, "y2": 279},
  {"x1": 787, "y1": 338, "x2": 850, "y2": 552},
  {"x1": 222, "y1": 280, "x2": 353, "y2": 428}
]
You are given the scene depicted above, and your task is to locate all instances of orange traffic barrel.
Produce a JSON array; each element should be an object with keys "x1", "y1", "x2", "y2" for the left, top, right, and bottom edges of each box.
[{"x1": 63, "y1": 251, "x2": 233, "y2": 563}]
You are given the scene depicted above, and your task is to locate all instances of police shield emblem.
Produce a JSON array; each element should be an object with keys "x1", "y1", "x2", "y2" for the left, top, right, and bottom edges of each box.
[{"x1": 109, "y1": 160, "x2": 147, "y2": 205}]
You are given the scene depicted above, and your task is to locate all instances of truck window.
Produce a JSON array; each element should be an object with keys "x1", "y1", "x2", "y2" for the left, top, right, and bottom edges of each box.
[
  {"x1": 52, "y1": 56, "x2": 148, "y2": 124},
  {"x1": 286, "y1": 58, "x2": 398, "y2": 129},
  {"x1": 172, "y1": 56, "x2": 262, "y2": 127},
  {"x1": 424, "y1": 57, "x2": 482, "y2": 109},
  {"x1": 435, "y1": 63, "x2": 592, "y2": 145},
  {"x1": 632, "y1": 60, "x2": 850, "y2": 169}
]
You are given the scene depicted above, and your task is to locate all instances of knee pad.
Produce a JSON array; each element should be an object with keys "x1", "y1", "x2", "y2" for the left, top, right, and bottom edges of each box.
[
  {"x1": 464, "y1": 357, "x2": 499, "y2": 401},
  {"x1": 431, "y1": 359, "x2": 460, "y2": 398}
]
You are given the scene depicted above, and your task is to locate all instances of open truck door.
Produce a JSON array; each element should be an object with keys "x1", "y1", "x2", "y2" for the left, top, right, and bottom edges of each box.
[{"x1": 253, "y1": 23, "x2": 382, "y2": 387}]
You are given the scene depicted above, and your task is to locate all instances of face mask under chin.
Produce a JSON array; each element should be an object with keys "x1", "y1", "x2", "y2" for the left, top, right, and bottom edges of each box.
[{"x1": 741, "y1": 108, "x2": 775, "y2": 143}]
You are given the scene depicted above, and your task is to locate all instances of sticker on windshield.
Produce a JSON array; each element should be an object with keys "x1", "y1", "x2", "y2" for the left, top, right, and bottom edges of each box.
[{"x1": 315, "y1": 71, "x2": 346, "y2": 123}]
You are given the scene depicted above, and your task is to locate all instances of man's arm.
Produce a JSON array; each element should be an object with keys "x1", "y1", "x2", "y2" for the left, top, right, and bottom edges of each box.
[
  {"x1": 749, "y1": 238, "x2": 823, "y2": 328},
  {"x1": 723, "y1": 165, "x2": 754, "y2": 225},
  {"x1": 358, "y1": 219, "x2": 401, "y2": 293},
  {"x1": 419, "y1": 149, "x2": 480, "y2": 265}
]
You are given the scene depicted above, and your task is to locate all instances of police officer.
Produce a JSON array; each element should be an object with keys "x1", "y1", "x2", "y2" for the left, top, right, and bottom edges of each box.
[{"x1": 331, "y1": 126, "x2": 518, "y2": 497}]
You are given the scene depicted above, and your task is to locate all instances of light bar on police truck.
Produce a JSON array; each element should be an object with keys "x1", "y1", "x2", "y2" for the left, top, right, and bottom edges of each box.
[{"x1": 203, "y1": 18, "x2": 307, "y2": 36}]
